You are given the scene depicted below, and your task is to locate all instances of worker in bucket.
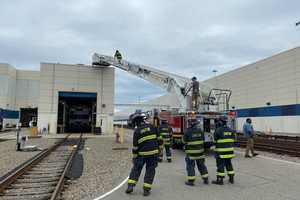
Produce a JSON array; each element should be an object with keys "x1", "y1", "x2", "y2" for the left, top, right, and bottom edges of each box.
[
  {"x1": 126, "y1": 114, "x2": 160, "y2": 196},
  {"x1": 114, "y1": 50, "x2": 122, "y2": 63},
  {"x1": 212, "y1": 116, "x2": 235, "y2": 185},
  {"x1": 191, "y1": 77, "x2": 200, "y2": 110},
  {"x1": 183, "y1": 118, "x2": 209, "y2": 186},
  {"x1": 158, "y1": 119, "x2": 173, "y2": 162}
]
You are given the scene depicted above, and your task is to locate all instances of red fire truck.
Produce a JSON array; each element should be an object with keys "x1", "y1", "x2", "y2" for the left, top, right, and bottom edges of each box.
[{"x1": 160, "y1": 110, "x2": 236, "y2": 149}]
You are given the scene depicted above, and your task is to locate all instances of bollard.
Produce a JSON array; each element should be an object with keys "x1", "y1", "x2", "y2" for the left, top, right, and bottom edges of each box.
[
  {"x1": 116, "y1": 127, "x2": 120, "y2": 143},
  {"x1": 119, "y1": 125, "x2": 124, "y2": 144}
]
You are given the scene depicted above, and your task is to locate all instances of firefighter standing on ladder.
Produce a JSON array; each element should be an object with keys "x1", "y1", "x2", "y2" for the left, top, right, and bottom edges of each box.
[
  {"x1": 126, "y1": 114, "x2": 160, "y2": 196},
  {"x1": 114, "y1": 50, "x2": 122, "y2": 63},
  {"x1": 191, "y1": 77, "x2": 200, "y2": 110}
]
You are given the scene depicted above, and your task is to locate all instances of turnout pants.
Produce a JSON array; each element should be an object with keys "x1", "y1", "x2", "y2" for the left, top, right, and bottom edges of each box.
[
  {"x1": 185, "y1": 156, "x2": 208, "y2": 182},
  {"x1": 216, "y1": 157, "x2": 234, "y2": 178},
  {"x1": 128, "y1": 156, "x2": 158, "y2": 191},
  {"x1": 159, "y1": 144, "x2": 172, "y2": 160}
]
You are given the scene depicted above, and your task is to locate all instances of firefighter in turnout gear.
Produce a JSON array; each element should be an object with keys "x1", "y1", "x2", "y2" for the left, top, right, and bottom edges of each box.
[
  {"x1": 183, "y1": 118, "x2": 209, "y2": 186},
  {"x1": 126, "y1": 114, "x2": 160, "y2": 196},
  {"x1": 152, "y1": 111, "x2": 163, "y2": 162},
  {"x1": 212, "y1": 116, "x2": 235, "y2": 185},
  {"x1": 158, "y1": 119, "x2": 173, "y2": 162},
  {"x1": 114, "y1": 50, "x2": 122, "y2": 63}
]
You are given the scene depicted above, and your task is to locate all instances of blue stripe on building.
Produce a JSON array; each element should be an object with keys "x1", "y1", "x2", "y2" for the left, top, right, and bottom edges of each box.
[
  {"x1": 236, "y1": 104, "x2": 300, "y2": 118},
  {"x1": 59, "y1": 91, "x2": 97, "y2": 98},
  {"x1": 0, "y1": 109, "x2": 19, "y2": 119}
]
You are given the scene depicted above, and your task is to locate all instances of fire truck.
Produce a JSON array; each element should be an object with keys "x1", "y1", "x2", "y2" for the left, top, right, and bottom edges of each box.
[
  {"x1": 159, "y1": 110, "x2": 236, "y2": 148},
  {"x1": 92, "y1": 51, "x2": 235, "y2": 148}
]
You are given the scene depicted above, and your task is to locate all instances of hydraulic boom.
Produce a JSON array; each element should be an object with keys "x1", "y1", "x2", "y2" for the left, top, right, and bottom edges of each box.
[{"x1": 92, "y1": 52, "x2": 231, "y2": 112}]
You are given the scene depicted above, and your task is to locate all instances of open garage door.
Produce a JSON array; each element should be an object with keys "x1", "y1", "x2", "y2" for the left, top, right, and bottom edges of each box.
[
  {"x1": 57, "y1": 92, "x2": 97, "y2": 133},
  {"x1": 20, "y1": 108, "x2": 38, "y2": 127}
]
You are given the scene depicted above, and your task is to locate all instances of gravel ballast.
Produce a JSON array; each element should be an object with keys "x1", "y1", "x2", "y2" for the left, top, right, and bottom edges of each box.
[
  {"x1": 63, "y1": 136, "x2": 131, "y2": 200},
  {"x1": 0, "y1": 138, "x2": 59, "y2": 177}
]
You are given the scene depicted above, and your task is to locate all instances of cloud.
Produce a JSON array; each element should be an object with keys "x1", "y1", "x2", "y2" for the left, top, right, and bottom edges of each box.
[{"x1": 0, "y1": 0, "x2": 299, "y2": 104}]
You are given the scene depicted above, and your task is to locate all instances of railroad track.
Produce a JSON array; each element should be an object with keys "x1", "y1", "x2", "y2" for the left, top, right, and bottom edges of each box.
[
  {"x1": 236, "y1": 135, "x2": 300, "y2": 157},
  {"x1": 0, "y1": 134, "x2": 83, "y2": 200}
]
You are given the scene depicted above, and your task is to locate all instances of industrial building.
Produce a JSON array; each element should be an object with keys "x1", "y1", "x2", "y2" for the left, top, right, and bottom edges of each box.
[
  {"x1": 0, "y1": 63, "x2": 114, "y2": 134},
  {"x1": 203, "y1": 47, "x2": 300, "y2": 134}
]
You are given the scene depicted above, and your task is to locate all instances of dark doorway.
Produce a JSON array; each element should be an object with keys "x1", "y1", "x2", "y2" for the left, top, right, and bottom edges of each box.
[
  {"x1": 57, "y1": 92, "x2": 97, "y2": 133},
  {"x1": 20, "y1": 108, "x2": 38, "y2": 127}
]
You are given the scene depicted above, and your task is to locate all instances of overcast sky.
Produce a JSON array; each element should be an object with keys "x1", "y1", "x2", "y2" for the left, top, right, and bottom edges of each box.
[{"x1": 0, "y1": 0, "x2": 299, "y2": 104}]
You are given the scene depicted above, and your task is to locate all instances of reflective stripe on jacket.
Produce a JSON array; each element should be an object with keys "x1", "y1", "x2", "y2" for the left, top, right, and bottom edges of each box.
[
  {"x1": 158, "y1": 124, "x2": 172, "y2": 145},
  {"x1": 132, "y1": 123, "x2": 159, "y2": 157},
  {"x1": 184, "y1": 127, "x2": 205, "y2": 160},
  {"x1": 114, "y1": 51, "x2": 122, "y2": 60},
  {"x1": 214, "y1": 126, "x2": 235, "y2": 159}
]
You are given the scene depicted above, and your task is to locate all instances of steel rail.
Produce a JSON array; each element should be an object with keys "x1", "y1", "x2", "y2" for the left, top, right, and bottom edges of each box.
[
  {"x1": 236, "y1": 135, "x2": 300, "y2": 157},
  {"x1": 0, "y1": 134, "x2": 71, "y2": 193},
  {"x1": 50, "y1": 133, "x2": 83, "y2": 200},
  {"x1": 0, "y1": 133, "x2": 84, "y2": 200}
]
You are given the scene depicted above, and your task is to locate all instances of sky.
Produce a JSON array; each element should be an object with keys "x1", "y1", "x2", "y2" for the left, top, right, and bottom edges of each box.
[{"x1": 0, "y1": 0, "x2": 299, "y2": 105}]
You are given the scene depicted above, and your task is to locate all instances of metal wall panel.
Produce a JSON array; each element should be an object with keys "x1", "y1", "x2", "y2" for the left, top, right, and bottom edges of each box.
[{"x1": 203, "y1": 47, "x2": 300, "y2": 134}]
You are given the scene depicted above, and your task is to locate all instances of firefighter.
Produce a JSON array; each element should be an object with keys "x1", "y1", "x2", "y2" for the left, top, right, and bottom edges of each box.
[
  {"x1": 114, "y1": 50, "x2": 122, "y2": 63},
  {"x1": 183, "y1": 118, "x2": 209, "y2": 186},
  {"x1": 153, "y1": 110, "x2": 160, "y2": 129},
  {"x1": 191, "y1": 77, "x2": 200, "y2": 110},
  {"x1": 157, "y1": 133, "x2": 164, "y2": 163},
  {"x1": 125, "y1": 114, "x2": 160, "y2": 196},
  {"x1": 212, "y1": 116, "x2": 235, "y2": 185},
  {"x1": 158, "y1": 119, "x2": 173, "y2": 162}
]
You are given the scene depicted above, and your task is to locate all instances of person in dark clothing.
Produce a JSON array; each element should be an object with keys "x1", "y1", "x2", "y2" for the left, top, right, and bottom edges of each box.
[
  {"x1": 212, "y1": 116, "x2": 235, "y2": 185},
  {"x1": 114, "y1": 50, "x2": 122, "y2": 63},
  {"x1": 183, "y1": 119, "x2": 209, "y2": 186},
  {"x1": 158, "y1": 120, "x2": 173, "y2": 162},
  {"x1": 125, "y1": 115, "x2": 160, "y2": 196},
  {"x1": 191, "y1": 77, "x2": 200, "y2": 110}
]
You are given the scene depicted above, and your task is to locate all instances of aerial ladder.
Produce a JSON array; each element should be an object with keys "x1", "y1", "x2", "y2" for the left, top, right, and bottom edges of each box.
[{"x1": 92, "y1": 52, "x2": 231, "y2": 113}]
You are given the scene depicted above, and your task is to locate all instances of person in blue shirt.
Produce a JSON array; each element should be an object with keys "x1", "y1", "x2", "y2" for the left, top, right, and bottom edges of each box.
[{"x1": 243, "y1": 118, "x2": 258, "y2": 158}]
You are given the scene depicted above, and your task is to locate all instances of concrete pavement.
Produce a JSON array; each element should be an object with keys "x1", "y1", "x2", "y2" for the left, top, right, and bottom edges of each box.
[{"x1": 104, "y1": 150, "x2": 300, "y2": 200}]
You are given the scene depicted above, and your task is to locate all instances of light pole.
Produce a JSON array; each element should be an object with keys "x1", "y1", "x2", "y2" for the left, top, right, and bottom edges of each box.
[{"x1": 212, "y1": 69, "x2": 218, "y2": 88}]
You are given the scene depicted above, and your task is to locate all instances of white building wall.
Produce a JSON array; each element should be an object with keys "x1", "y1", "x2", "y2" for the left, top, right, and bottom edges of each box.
[
  {"x1": 203, "y1": 47, "x2": 300, "y2": 134},
  {"x1": 16, "y1": 70, "x2": 40, "y2": 109},
  {"x1": 0, "y1": 64, "x2": 40, "y2": 111},
  {"x1": 0, "y1": 64, "x2": 16, "y2": 110},
  {"x1": 38, "y1": 63, "x2": 114, "y2": 134}
]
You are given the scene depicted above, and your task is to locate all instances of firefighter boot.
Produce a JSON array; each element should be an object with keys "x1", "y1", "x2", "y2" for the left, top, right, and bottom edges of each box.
[
  {"x1": 203, "y1": 177, "x2": 209, "y2": 185},
  {"x1": 125, "y1": 185, "x2": 134, "y2": 194},
  {"x1": 143, "y1": 189, "x2": 151, "y2": 196},
  {"x1": 212, "y1": 177, "x2": 224, "y2": 185},
  {"x1": 185, "y1": 180, "x2": 195, "y2": 186},
  {"x1": 229, "y1": 175, "x2": 234, "y2": 184}
]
